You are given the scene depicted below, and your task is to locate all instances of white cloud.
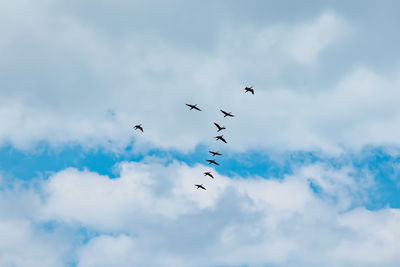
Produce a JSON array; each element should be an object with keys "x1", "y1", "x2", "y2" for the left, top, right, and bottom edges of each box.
[
  {"x1": 1, "y1": 1, "x2": 400, "y2": 266},
  {"x1": 0, "y1": 182, "x2": 70, "y2": 267},
  {"x1": 333, "y1": 208, "x2": 400, "y2": 266},
  {"x1": 77, "y1": 235, "x2": 137, "y2": 267},
  {"x1": 0, "y1": 158, "x2": 399, "y2": 266},
  {"x1": 0, "y1": 218, "x2": 67, "y2": 267},
  {"x1": 35, "y1": 160, "x2": 400, "y2": 266}
]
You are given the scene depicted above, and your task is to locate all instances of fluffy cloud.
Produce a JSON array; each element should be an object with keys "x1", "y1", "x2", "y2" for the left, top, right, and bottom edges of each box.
[
  {"x1": 0, "y1": 181, "x2": 70, "y2": 267},
  {"x1": 0, "y1": 158, "x2": 399, "y2": 266},
  {"x1": 2, "y1": 1, "x2": 400, "y2": 266},
  {"x1": 77, "y1": 235, "x2": 137, "y2": 267},
  {"x1": 35, "y1": 160, "x2": 400, "y2": 266}
]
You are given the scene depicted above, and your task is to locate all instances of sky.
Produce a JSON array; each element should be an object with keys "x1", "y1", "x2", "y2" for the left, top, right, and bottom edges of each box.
[{"x1": 1, "y1": 0, "x2": 400, "y2": 266}]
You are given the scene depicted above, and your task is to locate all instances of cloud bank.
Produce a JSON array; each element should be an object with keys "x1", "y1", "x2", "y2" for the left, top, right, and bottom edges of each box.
[
  {"x1": 2, "y1": 1, "x2": 400, "y2": 266},
  {"x1": 1, "y1": 159, "x2": 399, "y2": 266},
  {"x1": 1, "y1": 0, "x2": 400, "y2": 154}
]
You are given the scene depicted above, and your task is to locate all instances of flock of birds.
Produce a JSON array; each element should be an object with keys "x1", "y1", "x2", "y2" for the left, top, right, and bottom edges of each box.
[{"x1": 134, "y1": 86, "x2": 255, "y2": 191}]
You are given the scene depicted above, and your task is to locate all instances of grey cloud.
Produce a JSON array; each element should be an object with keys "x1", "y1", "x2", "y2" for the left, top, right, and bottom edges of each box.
[{"x1": 1, "y1": 0, "x2": 400, "y2": 153}]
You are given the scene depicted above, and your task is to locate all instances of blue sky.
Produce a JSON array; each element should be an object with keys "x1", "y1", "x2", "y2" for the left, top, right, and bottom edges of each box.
[{"x1": 2, "y1": 1, "x2": 400, "y2": 266}]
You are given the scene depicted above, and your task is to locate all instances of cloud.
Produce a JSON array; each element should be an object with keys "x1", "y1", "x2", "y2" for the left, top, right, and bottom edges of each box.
[
  {"x1": 0, "y1": 157, "x2": 399, "y2": 266},
  {"x1": 33, "y1": 159, "x2": 400, "y2": 266},
  {"x1": 1, "y1": 1, "x2": 400, "y2": 157},
  {"x1": 286, "y1": 12, "x2": 349, "y2": 64},
  {"x1": 0, "y1": 180, "x2": 70, "y2": 267},
  {"x1": 1, "y1": 1, "x2": 400, "y2": 266},
  {"x1": 77, "y1": 235, "x2": 137, "y2": 267},
  {"x1": 0, "y1": 0, "x2": 365, "y2": 154}
]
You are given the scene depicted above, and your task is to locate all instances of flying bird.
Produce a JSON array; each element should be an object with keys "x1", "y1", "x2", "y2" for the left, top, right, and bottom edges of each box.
[
  {"x1": 244, "y1": 86, "x2": 254, "y2": 95},
  {"x1": 186, "y1": 104, "x2": 201, "y2": 111},
  {"x1": 204, "y1": 172, "x2": 214, "y2": 179},
  {"x1": 209, "y1": 150, "x2": 222, "y2": 156},
  {"x1": 206, "y1": 159, "x2": 219, "y2": 165},
  {"x1": 133, "y1": 124, "x2": 143, "y2": 132},
  {"x1": 215, "y1": 135, "x2": 227, "y2": 144},
  {"x1": 195, "y1": 184, "x2": 207, "y2": 190},
  {"x1": 220, "y1": 109, "x2": 234, "y2": 117},
  {"x1": 214, "y1": 122, "x2": 226, "y2": 132}
]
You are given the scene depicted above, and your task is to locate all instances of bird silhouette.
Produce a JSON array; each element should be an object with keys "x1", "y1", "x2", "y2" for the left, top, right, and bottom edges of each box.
[
  {"x1": 214, "y1": 122, "x2": 226, "y2": 132},
  {"x1": 215, "y1": 135, "x2": 227, "y2": 144},
  {"x1": 209, "y1": 151, "x2": 222, "y2": 156},
  {"x1": 133, "y1": 124, "x2": 143, "y2": 132},
  {"x1": 186, "y1": 104, "x2": 201, "y2": 111},
  {"x1": 244, "y1": 86, "x2": 255, "y2": 94},
  {"x1": 220, "y1": 109, "x2": 234, "y2": 117},
  {"x1": 195, "y1": 184, "x2": 207, "y2": 190},
  {"x1": 206, "y1": 159, "x2": 219, "y2": 165},
  {"x1": 204, "y1": 172, "x2": 214, "y2": 179}
]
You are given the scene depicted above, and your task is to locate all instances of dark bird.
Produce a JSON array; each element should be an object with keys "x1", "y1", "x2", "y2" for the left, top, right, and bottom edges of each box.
[
  {"x1": 214, "y1": 122, "x2": 226, "y2": 132},
  {"x1": 206, "y1": 159, "x2": 219, "y2": 165},
  {"x1": 195, "y1": 184, "x2": 207, "y2": 190},
  {"x1": 209, "y1": 150, "x2": 222, "y2": 156},
  {"x1": 204, "y1": 172, "x2": 214, "y2": 179},
  {"x1": 220, "y1": 109, "x2": 234, "y2": 117},
  {"x1": 186, "y1": 104, "x2": 201, "y2": 111},
  {"x1": 244, "y1": 86, "x2": 254, "y2": 95},
  {"x1": 215, "y1": 135, "x2": 227, "y2": 144},
  {"x1": 133, "y1": 124, "x2": 143, "y2": 132}
]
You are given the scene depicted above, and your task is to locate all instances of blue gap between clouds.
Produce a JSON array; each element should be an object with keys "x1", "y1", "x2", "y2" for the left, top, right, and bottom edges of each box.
[
  {"x1": 1, "y1": 143, "x2": 400, "y2": 209},
  {"x1": 0, "y1": 143, "x2": 316, "y2": 180}
]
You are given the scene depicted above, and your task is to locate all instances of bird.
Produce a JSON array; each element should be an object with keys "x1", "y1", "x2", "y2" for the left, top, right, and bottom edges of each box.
[
  {"x1": 215, "y1": 135, "x2": 227, "y2": 144},
  {"x1": 209, "y1": 150, "x2": 222, "y2": 156},
  {"x1": 195, "y1": 184, "x2": 207, "y2": 190},
  {"x1": 186, "y1": 104, "x2": 201, "y2": 111},
  {"x1": 220, "y1": 109, "x2": 234, "y2": 117},
  {"x1": 214, "y1": 122, "x2": 226, "y2": 132},
  {"x1": 133, "y1": 124, "x2": 143, "y2": 132},
  {"x1": 206, "y1": 159, "x2": 219, "y2": 165},
  {"x1": 204, "y1": 172, "x2": 214, "y2": 179},
  {"x1": 244, "y1": 86, "x2": 254, "y2": 95}
]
